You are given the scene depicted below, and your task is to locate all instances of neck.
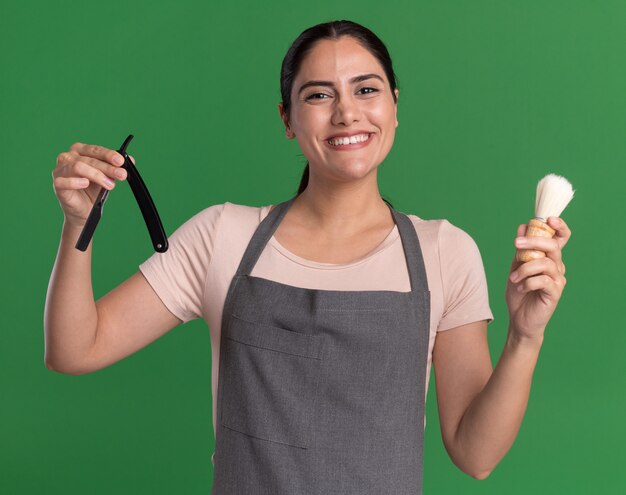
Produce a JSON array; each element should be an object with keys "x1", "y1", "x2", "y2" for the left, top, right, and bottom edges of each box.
[{"x1": 291, "y1": 170, "x2": 391, "y2": 235}]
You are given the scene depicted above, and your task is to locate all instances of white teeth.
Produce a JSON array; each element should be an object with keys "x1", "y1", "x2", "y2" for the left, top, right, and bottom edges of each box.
[{"x1": 328, "y1": 133, "x2": 370, "y2": 146}]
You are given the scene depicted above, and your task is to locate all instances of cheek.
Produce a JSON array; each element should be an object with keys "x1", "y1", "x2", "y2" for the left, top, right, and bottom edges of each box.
[
  {"x1": 300, "y1": 107, "x2": 329, "y2": 129},
  {"x1": 364, "y1": 99, "x2": 396, "y2": 127},
  {"x1": 294, "y1": 112, "x2": 329, "y2": 148},
  {"x1": 372, "y1": 104, "x2": 397, "y2": 150}
]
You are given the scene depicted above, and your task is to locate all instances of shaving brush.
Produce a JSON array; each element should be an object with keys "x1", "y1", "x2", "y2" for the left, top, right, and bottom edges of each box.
[{"x1": 516, "y1": 174, "x2": 575, "y2": 263}]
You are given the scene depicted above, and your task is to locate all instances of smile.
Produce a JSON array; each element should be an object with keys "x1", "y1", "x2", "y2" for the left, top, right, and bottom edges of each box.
[{"x1": 326, "y1": 133, "x2": 372, "y2": 147}]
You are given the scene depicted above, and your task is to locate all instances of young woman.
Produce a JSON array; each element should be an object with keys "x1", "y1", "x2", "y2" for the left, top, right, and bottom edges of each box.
[{"x1": 46, "y1": 20, "x2": 570, "y2": 494}]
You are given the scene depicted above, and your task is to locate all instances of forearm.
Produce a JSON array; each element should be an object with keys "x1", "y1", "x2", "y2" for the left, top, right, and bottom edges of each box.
[
  {"x1": 454, "y1": 328, "x2": 543, "y2": 478},
  {"x1": 44, "y1": 221, "x2": 98, "y2": 373}
]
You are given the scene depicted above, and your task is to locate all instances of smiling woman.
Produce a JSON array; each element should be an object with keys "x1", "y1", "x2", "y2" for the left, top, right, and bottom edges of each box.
[{"x1": 46, "y1": 18, "x2": 571, "y2": 495}]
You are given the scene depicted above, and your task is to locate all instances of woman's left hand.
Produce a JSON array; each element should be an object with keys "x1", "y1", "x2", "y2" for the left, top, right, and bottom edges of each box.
[{"x1": 505, "y1": 216, "x2": 571, "y2": 341}]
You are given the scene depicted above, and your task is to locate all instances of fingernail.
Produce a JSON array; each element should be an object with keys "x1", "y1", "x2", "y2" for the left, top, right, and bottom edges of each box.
[
  {"x1": 515, "y1": 237, "x2": 528, "y2": 247},
  {"x1": 510, "y1": 272, "x2": 518, "y2": 282},
  {"x1": 105, "y1": 178, "x2": 115, "y2": 188},
  {"x1": 113, "y1": 154, "x2": 124, "y2": 166},
  {"x1": 115, "y1": 169, "x2": 127, "y2": 179}
]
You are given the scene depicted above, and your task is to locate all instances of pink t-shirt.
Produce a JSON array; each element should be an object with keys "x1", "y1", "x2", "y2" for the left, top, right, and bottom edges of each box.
[{"x1": 138, "y1": 202, "x2": 494, "y2": 438}]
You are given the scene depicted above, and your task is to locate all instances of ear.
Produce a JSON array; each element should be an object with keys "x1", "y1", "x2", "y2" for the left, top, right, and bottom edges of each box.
[
  {"x1": 394, "y1": 89, "x2": 399, "y2": 128},
  {"x1": 278, "y1": 102, "x2": 295, "y2": 139}
]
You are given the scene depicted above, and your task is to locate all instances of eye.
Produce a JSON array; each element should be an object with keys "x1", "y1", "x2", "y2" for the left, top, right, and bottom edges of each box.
[
  {"x1": 358, "y1": 87, "x2": 379, "y2": 95},
  {"x1": 305, "y1": 92, "x2": 330, "y2": 101}
]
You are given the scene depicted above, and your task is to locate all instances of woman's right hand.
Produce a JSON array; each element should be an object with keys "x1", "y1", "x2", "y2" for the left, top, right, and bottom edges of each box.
[{"x1": 52, "y1": 142, "x2": 133, "y2": 227}]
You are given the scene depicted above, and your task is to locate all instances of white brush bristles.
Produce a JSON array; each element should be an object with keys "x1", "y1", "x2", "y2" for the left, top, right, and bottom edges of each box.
[{"x1": 534, "y1": 173, "x2": 575, "y2": 221}]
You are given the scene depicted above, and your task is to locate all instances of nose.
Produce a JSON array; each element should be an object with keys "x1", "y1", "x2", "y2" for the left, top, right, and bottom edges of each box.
[{"x1": 331, "y1": 94, "x2": 362, "y2": 126}]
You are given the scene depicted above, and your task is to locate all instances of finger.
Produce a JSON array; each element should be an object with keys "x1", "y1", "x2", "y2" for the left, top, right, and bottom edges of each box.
[
  {"x1": 58, "y1": 151, "x2": 127, "y2": 185},
  {"x1": 515, "y1": 235, "x2": 563, "y2": 269},
  {"x1": 510, "y1": 256, "x2": 560, "y2": 284},
  {"x1": 70, "y1": 142, "x2": 125, "y2": 167},
  {"x1": 56, "y1": 150, "x2": 76, "y2": 166},
  {"x1": 508, "y1": 224, "x2": 530, "y2": 273},
  {"x1": 77, "y1": 154, "x2": 127, "y2": 181},
  {"x1": 547, "y1": 216, "x2": 572, "y2": 250},
  {"x1": 68, "y1": 160, "x2": 118, "y2": 190},
  {"x1": 515, "y1": 235, "x2": 561, "y2": 255},
  {"x1": 516, "y1": 273, "x2": 561, "y2": 299},
  {"x1": 53, "y1": 175, "x2": 91, "y2": 190}
]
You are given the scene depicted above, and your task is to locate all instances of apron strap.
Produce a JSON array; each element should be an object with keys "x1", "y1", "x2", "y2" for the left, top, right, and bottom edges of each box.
[
  {"x1": 234, "y1": 197, "x2": 295, "y2": 277},
  {"x1": 388, "y1": 206, "x2": 429, "y2": 294}
]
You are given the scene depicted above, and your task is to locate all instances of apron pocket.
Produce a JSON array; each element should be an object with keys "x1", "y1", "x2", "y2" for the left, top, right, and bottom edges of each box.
[{"x1": 219, "y1": 315, "x2": 323, "y2": 449}]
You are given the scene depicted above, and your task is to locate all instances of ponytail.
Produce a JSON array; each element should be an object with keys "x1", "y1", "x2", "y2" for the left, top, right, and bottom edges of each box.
[{"x1": 296, "y1": 163, "x2": 309, "y2": 195}]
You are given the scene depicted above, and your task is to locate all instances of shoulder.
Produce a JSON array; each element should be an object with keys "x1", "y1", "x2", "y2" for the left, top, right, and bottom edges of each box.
[
  {"x1": 182, "y1": 202, "x2": 226, "y2": 227},
  {"x1": 221, "y1": 201, "x2": 267, "y2": 220},
  {"x1": 403, "y1": 213, "x2": 485, "y2": 289},
  {"x1": 181, "y1": 201, "x2": 267, "y2": 230},
  {"x1": 404, "y1": 214, "x2": 479, "y2": 256},
  {"x1": 177, "y1": 200, "x2": 282, "y2": 241},
  {"x1": 193, "y1": 202, "x2": 275, "y2": 254},
  {"x1": 218, "y1": 201, "x2": 272, "y2": 229},
  {"x1": 167, "y1": 203, "x2": 227, "y2": 246}
]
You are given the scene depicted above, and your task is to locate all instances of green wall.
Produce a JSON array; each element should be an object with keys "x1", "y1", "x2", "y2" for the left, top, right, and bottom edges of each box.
[{"x1": 2, "y1": 0, "x2": 624, "y2": 493}]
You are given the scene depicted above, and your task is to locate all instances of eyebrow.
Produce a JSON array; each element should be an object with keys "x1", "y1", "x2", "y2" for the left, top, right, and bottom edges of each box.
[{"x1": 297, "y1": 73, "x2": 385, "y2": 96}]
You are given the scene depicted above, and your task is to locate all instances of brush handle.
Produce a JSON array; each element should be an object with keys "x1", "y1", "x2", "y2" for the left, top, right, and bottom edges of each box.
[{"x1": 516, "y1": 218, "x2": 556, "y2": 263}]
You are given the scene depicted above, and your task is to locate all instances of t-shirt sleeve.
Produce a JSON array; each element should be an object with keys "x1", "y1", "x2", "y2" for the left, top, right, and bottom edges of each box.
[
  {"x1": 437, "y1": 220, "x2": 494, "y2": 331},
  {"x1": 138, "y1": 203, "x2": 226, "y2": 324}
]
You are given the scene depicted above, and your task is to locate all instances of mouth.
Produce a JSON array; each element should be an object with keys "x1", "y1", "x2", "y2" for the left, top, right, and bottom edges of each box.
[{"x1": 325, "y1": 133, "x2": 373, "y2": 149}]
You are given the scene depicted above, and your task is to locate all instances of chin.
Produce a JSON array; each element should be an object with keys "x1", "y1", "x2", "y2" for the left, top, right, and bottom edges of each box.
[{"x1": 327, "y1": 161, "x2": 380, "y2": 183}]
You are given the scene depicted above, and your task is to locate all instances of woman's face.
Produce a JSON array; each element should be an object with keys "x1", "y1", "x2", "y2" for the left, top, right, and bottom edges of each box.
[{"x1": 280, "y1": 36, "x2": 399, "y2": 184}]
